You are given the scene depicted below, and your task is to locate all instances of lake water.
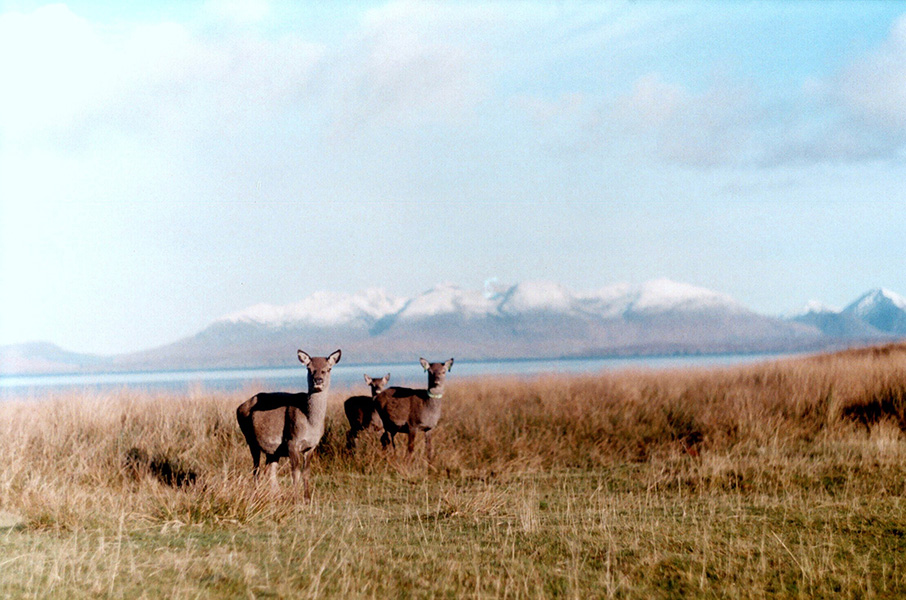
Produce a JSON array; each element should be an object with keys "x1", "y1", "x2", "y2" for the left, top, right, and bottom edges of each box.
[{"x1": 0, "y1": 352, "x2": 798, "y2": 399}]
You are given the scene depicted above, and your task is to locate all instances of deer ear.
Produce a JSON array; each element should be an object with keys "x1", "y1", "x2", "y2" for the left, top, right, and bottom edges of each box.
[
  {"x1": 419, "y1": 358, "x2": 429, "y2": 371},
  {"x1": 327, "y1": 349, "x2": 342, "y2": 366},
  {"x1": 385, "y1": 373, "x2": 391, "y2": 383},
  {"x1": 364, "y1": 374, "x2": 372, "y2": 385},
  {"x1": 298, "y1": 350, "x2": 311, "y2": 366},
  {"x1": 445, "y1": 358, "x2": 454, "y2": 371}
]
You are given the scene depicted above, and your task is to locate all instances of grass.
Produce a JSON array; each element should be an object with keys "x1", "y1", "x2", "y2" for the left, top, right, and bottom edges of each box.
[{"x1": 1, "y1": 343, "x2": 906, "y2": 598}]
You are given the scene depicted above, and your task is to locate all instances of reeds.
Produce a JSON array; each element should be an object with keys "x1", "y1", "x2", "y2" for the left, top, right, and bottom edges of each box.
[{"x1": 1, "y1": 344, "x2": 905, "y2": 597}]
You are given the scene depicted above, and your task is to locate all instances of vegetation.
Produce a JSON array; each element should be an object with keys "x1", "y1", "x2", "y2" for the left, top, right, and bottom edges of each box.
[{"x1": 2, "y1": 344, "x2": 906, "y2": 598}]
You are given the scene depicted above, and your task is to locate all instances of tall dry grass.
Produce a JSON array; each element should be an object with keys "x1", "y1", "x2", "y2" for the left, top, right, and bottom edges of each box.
[
  {"x1": 2, "y1": 344, "x2": 906, "y2": 526},
  {"x1": 0, "y1": 343, "x2": 905, "y2": 597}
]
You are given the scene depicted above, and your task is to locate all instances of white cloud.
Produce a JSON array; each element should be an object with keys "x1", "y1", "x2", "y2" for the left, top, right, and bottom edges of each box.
[
  {"x1": 610, "y1": 75, "x2": 764, "y2": 167},
  {"x1": 516, "y1": 60, "x2": 906, "y2": 169},
  {"x1": 611, "y1": 74, "x2": 685, "y2": 131},
  {"x1": 204, "y1": 0, "x2": 270, "y2": 24},
  {"x1": 838, "y1": 15, "x2": 906, "y2": 130},
  {"x1": 0, "y1": 4, "x2": 325, "y2": 157},
  {"x1": 317, "y1": 0, "x2": 501, "y2": 139},
  {"x1": 506, "y1": 10, "x2": 906, "y2": 170},
  {"x1": 0, "y1": 5, "x2": 114, "y2": 136}
]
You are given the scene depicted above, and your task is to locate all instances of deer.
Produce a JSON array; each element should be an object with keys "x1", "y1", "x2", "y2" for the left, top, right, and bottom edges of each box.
[
  {"x1": 236, "y1": 349, "x2": 341, "y2": 500},
  {"x1": 375, "y1": 358, "x2": 453, "y2": 463},
  {"x1": 344, "y1": 373, "x2": 390, "y2": 451}
]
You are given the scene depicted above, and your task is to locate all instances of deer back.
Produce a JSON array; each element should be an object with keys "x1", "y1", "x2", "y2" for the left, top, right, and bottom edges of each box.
[{"x1": 376, "y1": 387, "x2": 435, "y2": 429}]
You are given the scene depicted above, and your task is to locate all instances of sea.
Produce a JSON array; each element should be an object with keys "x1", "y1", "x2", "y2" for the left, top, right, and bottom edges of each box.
[{"x1": 0, "y1": 352, "x2": 799, "y2": 399}]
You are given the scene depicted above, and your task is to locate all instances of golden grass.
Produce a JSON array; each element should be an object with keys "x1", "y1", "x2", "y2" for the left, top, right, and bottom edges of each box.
[{"x1": 1, "y1": 344, "x2": 906, "y2": 597}]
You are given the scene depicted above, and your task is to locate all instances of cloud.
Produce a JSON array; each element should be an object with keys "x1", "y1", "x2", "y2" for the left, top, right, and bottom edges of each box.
[
  {"x1": 0, "y1": 4, "x2": 324, "y2": 150},
  {"x1": 837, "y1": 15, "x2": 906, "y2": 130},
  {"x1": 0, "y1": 5, "x2": 113, "y2": 136},
  {"x1": 7, "y1": 2, "x2": 906, "y2": 177},
  {"x1": 513, "y1": 74, "x2": 768, "y2": 168},
  {"x1": 511, "y1": 13, "x2": 906, "y2": 170},
  {"x1": 204, "y1": 0, "x2": 270, "y2": 24},
  {"x1": 0, "y1": 0, "x2": 502, "y2": 157},
  {"x1": 315, "y1": 0, "x2": 501, "y2": 140},
  {"x1": 611, "y1": 74, "x2": 765, "y2": 167}
]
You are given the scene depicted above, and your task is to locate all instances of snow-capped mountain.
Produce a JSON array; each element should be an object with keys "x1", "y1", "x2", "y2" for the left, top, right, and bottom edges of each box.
[
  {"x1": 213, "y1": 279, "x2": 744, "y2": 329},
  {"x1": 10, "y1": 281, "x2": 904, "y2": 374},
  {"x1": 394, "y1": 283, "x2": 498, "y2": 321},
  {"x1": 789, "y1": 300, "x2": 883, "y2": 339},
  {"x1": 220, "y1": 288, "x2": 406, "y2": 328},
  {"x1": 798, "y1": 300, "x2": 841, "y2": 315},
  {"x1": 601, "y1": 279, "x2": 743, "y2": 317},
  {"x1": 786, "y1": 288, "x2": 906, "y2": 339},
  {"x1": 841, "y1": 288, "x2": 906, "y2": 335},
  {"x1": 119, "y1": 279, "x2": 823, "y2": 370}
]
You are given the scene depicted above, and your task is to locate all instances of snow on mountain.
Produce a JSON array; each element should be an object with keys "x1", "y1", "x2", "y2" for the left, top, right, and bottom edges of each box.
[
  {"x1": 219, "y1": 288, "x2": 406, "y2": 328},
  {"x1": 625, "y1": 279, "x2": 743, "y2": 314},
  {"x1": 499, "y1": 280, "x2": 574, "y2": 314},
  {"x1": 578, "y1": 279, "x2": 743, "y2": 317},
  {"x1": 217, "y1": 279, "x2": 747, "y2": 328},
  {"x1": 794, "y1": 301, "x2": 841, "y2": 317},
  {"x1": 497, "y1": 278, "x2": 741, "y2": 318},
  {"x1": 577, "y1": 283, "x2": 633, "y2": 318},
  {"x1": 842, "y1": 288, "x2": 906, "y2": 334},
  {"x1": 844, "y1": 288, "x2": 906, "y2": 317},
  {"x1": 395, "y1": 283, "x2": 497, "y2": 320}
]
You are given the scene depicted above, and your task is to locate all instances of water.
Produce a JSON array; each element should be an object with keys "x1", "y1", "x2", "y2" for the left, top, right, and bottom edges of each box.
[{"x1": 0, "y1": 352, "x2": 796, "y2": 399}]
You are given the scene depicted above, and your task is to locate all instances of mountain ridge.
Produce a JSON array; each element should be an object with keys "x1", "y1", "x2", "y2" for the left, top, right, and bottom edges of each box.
[{"x1": 3, "y1": 280, "x2": 904, "y2": 375}]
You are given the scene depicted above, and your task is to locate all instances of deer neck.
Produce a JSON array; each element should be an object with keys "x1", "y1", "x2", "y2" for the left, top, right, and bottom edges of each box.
[
  {"x1": 426, "y1": 383, "x2": 445, "y2": 400},
  {"x1": 307, "y1": 387, "x2": 330, "y2": 428}
]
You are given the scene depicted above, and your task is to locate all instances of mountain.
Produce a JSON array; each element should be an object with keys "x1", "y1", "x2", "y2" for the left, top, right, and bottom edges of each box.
[
  {"x1": 788, "y1": 289, "x2": 906, "y2": 339},
  {"x1": 841, "y1": 289, "x2": 906, "y2": 335},
  {"x1": 111, "y1": 279, "x2": 826, "y2": 371},
  {"x1": 8, "y1": 280, "x2": 904, "y2": 375},
  {"x1": 790, "y1": 301, "x2": 886, "y2": 339},
  {"x1": 0, "y1": 342, "x2": 110, "y2": 374}
]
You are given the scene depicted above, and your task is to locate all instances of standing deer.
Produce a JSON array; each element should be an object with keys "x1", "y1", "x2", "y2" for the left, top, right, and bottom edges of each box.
[
  {"x1": 375, "y1": 358, "x2": 453, "y2": 462},
  {"x1": 344, "y1": 373, "x2": 390, "y2": 450},
  {"x1": 236, "y1": 349, "x2": 341, "y2": 500}
]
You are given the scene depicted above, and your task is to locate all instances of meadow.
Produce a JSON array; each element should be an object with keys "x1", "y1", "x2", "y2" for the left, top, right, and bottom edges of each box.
[{"x1": 1, "y1": 344, "x2": 906, "y2": 598}]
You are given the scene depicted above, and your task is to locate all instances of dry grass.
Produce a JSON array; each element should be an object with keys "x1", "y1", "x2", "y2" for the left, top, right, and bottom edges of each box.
[{"x1": 1, "y1": 344, "x2": 906, "y2": 597}]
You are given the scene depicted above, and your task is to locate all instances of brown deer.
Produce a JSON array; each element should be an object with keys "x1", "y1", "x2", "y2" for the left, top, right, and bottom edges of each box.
[
  {"x1": 375, "y1": 358, "x2": 453, "y2": 462},
  {"x1": 236, "y1": 349, "x2": 341, "y2": 500},
  {"x1": 344, "y1": 373, "x2": 390, "y2": 450}
]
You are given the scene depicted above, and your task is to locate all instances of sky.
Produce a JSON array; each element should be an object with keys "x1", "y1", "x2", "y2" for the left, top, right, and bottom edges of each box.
[{"x1": 2, "y1": 1, "x2": 906, "y2": 355}]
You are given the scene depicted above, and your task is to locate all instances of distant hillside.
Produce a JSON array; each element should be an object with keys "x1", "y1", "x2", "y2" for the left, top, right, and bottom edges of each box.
[
  {"x1": 842, "y1": 289, "x2": 906, "y2": 335},
  {"x1": 114, "y1": 279, "x2": 828, "y2": 371},
  {"x1": 790, "y1": 289, "x2": 906, "y2": 340},
  {"x1": 790, "y1": 302, "x2": 886, "y2": 339},
  {"x1": 0, "y1": 342, "x2": 110, "y2": 374},
  {"x1": 6, "y1": 280, "x2": 903, "y2": 375}
]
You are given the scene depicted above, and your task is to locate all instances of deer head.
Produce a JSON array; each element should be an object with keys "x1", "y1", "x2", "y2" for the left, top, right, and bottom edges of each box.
[
  {"x1": 419, "y1": 357, "x2": 453, "y2": 398},
  {"x1": 364, "y1": 373, "x2": 391, "y2": 397},
  {"x1": 298, "y1": 349, "x2": 342, "y2": 393}
]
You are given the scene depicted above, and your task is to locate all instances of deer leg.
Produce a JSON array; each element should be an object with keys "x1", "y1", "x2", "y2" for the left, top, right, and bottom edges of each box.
[
  {"x1": 425, "y1": 430, "x2": 433, "y2": 463},
  {"x1": 346, "y1": 428, "x2": 358, "y2": 451},
  {"x1": 288, "y1": 445, "x2": 302, "y2": 489},
  {"x1": 381, "y1": 431, "x2": 392, "y2": 450},
  {"x1": 249, "y1": 446, "x2": 262, "y2": 480},
  {"x1": 264, "y1": 455, "x2": 280, "y2": 491},
  {"x1": 407, "y1": 431, "x2": 416, "y2": 457},
  {"x1": 301, "y1": 450, "x2": 313, "y2": 502}
]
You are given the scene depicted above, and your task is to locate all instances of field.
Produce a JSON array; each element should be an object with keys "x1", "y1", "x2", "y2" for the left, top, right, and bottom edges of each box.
[{"x1": 2, "y1": 344, "x2": 906, "y2": 598}]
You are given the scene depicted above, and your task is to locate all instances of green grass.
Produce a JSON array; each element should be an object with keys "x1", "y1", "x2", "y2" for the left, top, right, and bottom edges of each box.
[{"x1": 2, "y1": 345, "x2": 906, "y2": 598}]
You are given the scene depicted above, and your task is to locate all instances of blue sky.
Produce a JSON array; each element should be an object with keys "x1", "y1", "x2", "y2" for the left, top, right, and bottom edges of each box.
[{"x1": 2, "y1": 1, "x2": 906, "y2": 355}]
